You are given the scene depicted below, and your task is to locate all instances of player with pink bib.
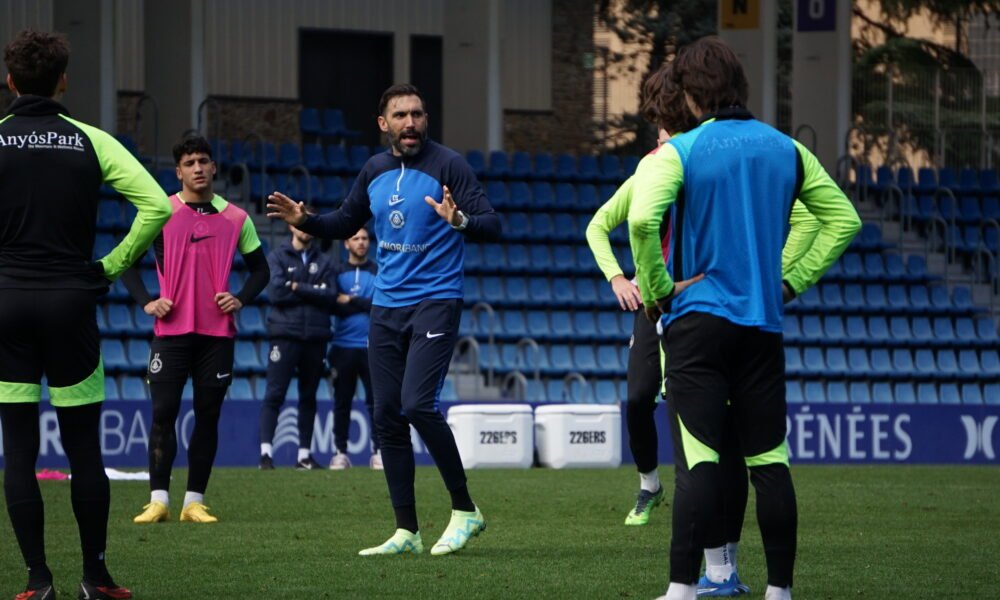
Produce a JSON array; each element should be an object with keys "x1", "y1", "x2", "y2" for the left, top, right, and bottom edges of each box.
[{"x1": 122, "y1": 135, "x2": 269, "y2": 525}]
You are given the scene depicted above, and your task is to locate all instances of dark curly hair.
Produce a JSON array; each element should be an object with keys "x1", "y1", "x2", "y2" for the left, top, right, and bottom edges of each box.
[
  {"x1": 639, "y1": 62, "x2": 698, "y2": 135},
  {"x1": 672, "y1": 36, "x2": 748, "y2": 114},
  {"x1": 172, "y1": 135, "x2": 213, "y2": 164},
  {"x1": 377, "y1": 83, "x2": 425, "y2": 117},
  {"x1": 3, "y1": 30, "x2": 70, "y2": 97}
]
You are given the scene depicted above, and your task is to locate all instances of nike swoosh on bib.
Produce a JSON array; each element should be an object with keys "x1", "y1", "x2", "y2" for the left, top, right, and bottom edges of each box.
[{"x1": 190, "y1": 234, "x2": 214, "y2": 243}]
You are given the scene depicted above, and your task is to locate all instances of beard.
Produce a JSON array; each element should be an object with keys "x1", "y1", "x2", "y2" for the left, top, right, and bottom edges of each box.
[{"x1": 391, "y1": 128, "x2": 426, "y2": 157}]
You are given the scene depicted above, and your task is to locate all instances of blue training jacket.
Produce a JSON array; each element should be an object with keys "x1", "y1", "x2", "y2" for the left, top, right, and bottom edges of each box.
[
  {"x1": 299, "y1": 140, "x2": 502, "y2": 307},
  {"x1": 331, "y1": 259, "x2": 377, "y2": 348}
]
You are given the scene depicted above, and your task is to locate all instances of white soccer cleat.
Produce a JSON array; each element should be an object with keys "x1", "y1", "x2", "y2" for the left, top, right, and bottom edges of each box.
[{"x1": 329, "y1": 452, "x2": 352, "y2": 470}]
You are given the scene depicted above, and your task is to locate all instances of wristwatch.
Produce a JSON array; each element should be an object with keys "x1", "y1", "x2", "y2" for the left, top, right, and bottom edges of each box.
[{"x1": 452, "y1": 210, "x2": 469, "y2": 231}]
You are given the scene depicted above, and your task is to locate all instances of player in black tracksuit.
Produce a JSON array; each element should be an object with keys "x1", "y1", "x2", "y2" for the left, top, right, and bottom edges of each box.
[{"x1": 258, "y1": 225, "x2": 336, "y2": 470}]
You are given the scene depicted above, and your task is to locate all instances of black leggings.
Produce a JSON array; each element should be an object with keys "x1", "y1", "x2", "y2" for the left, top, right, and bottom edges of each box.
[
  {"x1": 148, "y1": 381, "x2": 227, "y2": 494},
  {"x1": 1, "y1": 402, "x2": 112, "y2": 586}
]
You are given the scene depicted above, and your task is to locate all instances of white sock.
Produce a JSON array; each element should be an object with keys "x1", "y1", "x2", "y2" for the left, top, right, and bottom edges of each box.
[
  {"x1": 298, "y1": 448, "x2": 310, "y2": 462},
  {"x1": 704, "y1": 545, "x2": 734, "y2": 583},
  {"x1": 150, "y1": 489, "x2": 169, "y2": 506},
  {"x1": 764, "y1": 585, "x2": 792, "y2": 600},
  {"x1": 183, "y1": 491, "x2": 204, "y2": 507},
  {"x1": 260, "y1": 443, "x2": 272, "y2": 456},
  {"x1": 639, "y1": 469, "x2": 660, "y2": 493},
  {"x1": 727, "y1": 541, "x2": 739, "y2": 571},
  {"x1": 664, "y1": 582, "x2": 696, "y2": 600}
]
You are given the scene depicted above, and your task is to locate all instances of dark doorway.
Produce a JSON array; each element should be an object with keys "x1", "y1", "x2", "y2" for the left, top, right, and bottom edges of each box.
[
  {"x1": 299, "y1": 29, "x2": 393, "y2": 148},
  {"x1": 410, "y1": 35, "x2": 443, "y2": 143}
]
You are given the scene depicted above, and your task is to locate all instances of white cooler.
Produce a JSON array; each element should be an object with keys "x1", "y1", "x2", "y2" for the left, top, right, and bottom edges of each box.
[
  {"x1": 534, "y1": 404, "x2": 621, "y2": 469},
  {"x1": 446, "y1": 404, "x2": 534, "y2": 469}
]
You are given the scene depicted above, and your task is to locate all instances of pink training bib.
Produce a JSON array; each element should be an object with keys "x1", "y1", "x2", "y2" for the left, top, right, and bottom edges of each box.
[{"x1": 153, "y1": 195, "x2": 247, "y2": 338}]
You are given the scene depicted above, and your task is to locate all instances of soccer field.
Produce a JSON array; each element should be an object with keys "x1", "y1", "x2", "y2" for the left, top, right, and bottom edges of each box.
[{"x1": 0, "y1": 466, "x2": 997, "y2": 599}]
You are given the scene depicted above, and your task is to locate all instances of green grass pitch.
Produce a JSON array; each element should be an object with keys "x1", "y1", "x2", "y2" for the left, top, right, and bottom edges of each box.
[{"x1": 1, "y1": 466, "x2": 998, "y2": 599}]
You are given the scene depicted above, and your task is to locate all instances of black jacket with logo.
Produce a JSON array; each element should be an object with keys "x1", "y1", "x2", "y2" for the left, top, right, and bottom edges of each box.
[
  {"x1": 0, "y1": 95, "x2": 170, "y2": 290},
  {"x1": 266, "y1": 241, "x2": 337, "y2": 341}
]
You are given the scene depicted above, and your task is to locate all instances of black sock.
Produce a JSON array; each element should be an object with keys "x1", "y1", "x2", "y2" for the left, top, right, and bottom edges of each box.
[
  {"x1": 393, "y1": 504, "x2": 419, "y2": 533},
  {"x1": 27, "y1": 564, "x2": 54, "y2": 589},
  {"x1": 449, "y1": 485, "x2": 475, "y2": 512}
]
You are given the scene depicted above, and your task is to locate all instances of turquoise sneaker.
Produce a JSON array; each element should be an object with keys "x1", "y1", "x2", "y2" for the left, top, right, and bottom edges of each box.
[
  {"x1": 697, "y1": 572, "x2": 751, "y2": 596},
  {"x1": 358, "y1": 529, "x2": 423, "y2": 556},
  {"x1": 624, "y1": 486, "x2": 665, "y2": 526},
  {"x1": 430, "y1": 506, "x2": 486, "y2": 556}
]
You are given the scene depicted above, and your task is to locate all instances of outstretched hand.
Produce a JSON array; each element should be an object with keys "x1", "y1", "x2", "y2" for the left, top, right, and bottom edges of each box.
[
  {"x1": 266, "y1": 191, "x2": 308, "y2": 227},
  {"x1": 424, "y1": 186, "x2": 463, "y2": 227}
]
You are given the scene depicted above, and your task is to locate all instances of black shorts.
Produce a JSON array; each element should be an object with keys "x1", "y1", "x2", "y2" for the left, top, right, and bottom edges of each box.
[
  {"x1": 146, "y1": 334, "x2": 235, "y2": 387},
  {"x1": 664, "y1": 312, "x2": 787, "y2": 465},
  {"x1": 0, "y1": 288, "x2": 104, "y2": 406}
]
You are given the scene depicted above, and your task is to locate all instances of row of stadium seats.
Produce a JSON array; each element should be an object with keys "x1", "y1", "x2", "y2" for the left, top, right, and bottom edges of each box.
[
  {"x1": 787, "y1": 380, "x2": 998, "y2": 405},
  {"x1": 859, "y1": 165, "x2": 1000, "y2": 197},
  {"x1": 785, "y1": 347, "x2": 1000, "y2": 381},
  {"x1": 783, "y1": 314, "x2": 999, "y2": 347},
  {"x1": 789, "y1": 284, "x2": 980, "y2": 316},
  {"x1": 465, "y1": 150, "x2": 639, "y2": 183},
  {"x1": 102, "y1": 374, "x2": 379, "y2": 403}
]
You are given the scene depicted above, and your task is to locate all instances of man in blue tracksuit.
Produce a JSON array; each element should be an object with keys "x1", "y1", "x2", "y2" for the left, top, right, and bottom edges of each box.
[
  {"x1": 258, "y1": 222, "x2": 335, "y2": 470},
  {"x1": 327, "y1": 226, "x2": 380, "y2": 471},
  {"x1": 268, "y1": 83, "x2": 501, "y2": 557}
]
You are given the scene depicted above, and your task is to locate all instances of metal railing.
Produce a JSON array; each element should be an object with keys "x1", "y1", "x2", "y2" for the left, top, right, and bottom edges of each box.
[
  {"x1": 973, "y1": 248, "x2": 997, "y2": 314},
  {"x1": 925, "y1": 215, "x2": 952, "y2": 282},
  {"x1": 562, "y1": 372, "x2": 590, "y2": 403},
  {"x1": 500, "y1": 371, "x2": 529, "y2": 401},
  {"x1": 515, "y1": 337, "x2": 542, "y2": 382}
]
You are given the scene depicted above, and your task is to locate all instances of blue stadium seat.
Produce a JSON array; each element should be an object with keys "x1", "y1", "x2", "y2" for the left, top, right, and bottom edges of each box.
[
  {"x1": 549, "y1": 311, "x2": 573, "y2": 339},
  {"x1": 302, "y1": 143, "x2": 327, "y2": 173},
  {"x1": 893, "y1": 382, "x2": 916, "y2": 404},
  {"x1": 911, "y1": 317, "x2": 934, "y2": 346},
  {"x1": 577, "y1": 185, "x2": 599, "y2": 210},
  {"x1": 782, "y1": 315, "x2": 801, "y2": 343},
  {"x1": 804, "y1": 381, "x2": 826, "y2": 403},
  {"x1": 961, "y1": 383, "x2": 984, "y2": 405},
  {"x1": 524, "y1": 379, "x2": 546, "y2": 402},
  {"x1": 594, "y1": 379, "x2": 619, "y2": 403},
  {"x1": 905, "y1": 255, "x2": 931, "y2": 282},
  {"x1": 887, "y1": 285, "x2": 909, "y2": 313},
  {"x1": 526, "y1": 310, "x2": 550, "y2": 339},
  {"x1": 320, "y1": 176, "x2": 345, "y2": 206},
  {"x1": 849, "y1": 382, "x2": 871, "y2": 404},
  {"x1": 884, "y1": 253, "x2": 907, "y2": 281},
  {"x1": 599, "y1": 155, "x2": 621, "y2": 183},
  {"x1": 870, "y1": 348, "x2": 892, "y2": 377},
  {"x1": 348, "y1": 145, "x2": 371, "y2": 171},
  {"x1": 506, "y1": 277, "x2": 529, "y2": 306},
  {"x1": 552, "y1": 245, "x2": 576, "y2": 273},
  {"x1": 487, "y1": 151, "x2": 509, "y2": 178},
  {"x1": 932, "y1": 317, "x2": 956, "y2": 347},
  {"x1": 843, "y1": 284, "x2": 865, "y2": 311},
  {"x1": 889, "y1": 317, "x2": 912, "y2": 344},
  {"x1": 529, "y1": 213, "x2": 554, "y2": 240},
  {"x1": 800, "y1": 315, "x2": 822, "y2": 341},
  {"x1": 230, "y1": 378, "x2": 255, "y2": 401},
  {"x1": 845, "y1": 316, "x2": 867, "y2": 344},
  {"x1": 508, "y1": 181, "x2": 531, "y2": 209},
  {"x1": 126, "y1": 340, "x2": 150, "y2": 372},
  {"x1": 801, "y1": 347, "x2": 826, "y2": 378},
  {"x1": 101, "y1": 339, "x2": 129, "y2": 372},
  {"x1": 528, "y1": 245, "x2": 553, "y2": 273},
  {"x1": 826, "y1": 347, "x2": 848, "y2": 376},
  {"x1": 786, "y1": 380, "x2": 804, "y2": 404},
  {"x1": 572, "y1": 346, "x2": 598, "y2": 374},
  {"x1": 981, "y1": 349, "x2": 1000, "y2": 378},
  {"x1": 596, "y1": 312, "x2": 621, "y2": 340},
  {"x1": 106, "y1": 303, "x2": 136, "y2": 335},
  {"x1": 929, "y1": 285, "x2": 952, "y2": 315},
  {"x1": 872, "y1": 382, "x2": 893, "y2": 404},
  {"x1": 984, "y1": 384, "x2": 1000, "y2": 405},
  {"x1": 555, "y1": 154, "x2": 577, "y2": 181},
  {"x1": 533, "y1": 153, "x2": 555, "y2": 180},
  {"x1": 239, "y1": 306, "x2": 266, "y2": 337},
  {"x1": 465, "y1": 150, "x2": 485, "y2": 177},
  {"x1": 913, "y1": 349, "x2": 937, "y2": 379},
  {"x1": 464, "y1": 244, "x2": 483, "y2": 271},
  {"x1": 277, "y1": 143, "x2": 302, "y2": 171},
  {"x1": 548, "y1": 345, "x2": 574, "y2": 374},
  {"x1": 104, "y1": 378, "x2": 121, "y2": 401},
  {"x1": 820, "y1": 284, "x2": 844, "y2": 312},
  {"x1": 940, "y1": 383, "x2": 961, "y2": 405},
  {"x1": 976, "y1": 318, "x2": 999, "y2": 348},
  {"x1": 532, "y1": 182, "x2": 555, "y2": 208},
  {"x1": 867, "y1": 316, "x2": 891, "y2": 346},
  {"x1": 862, "y1": 253, "x2": 886, "y2": 281},
  {"x1": 864, "y1": 284, "x2": 888, "y2": 313},
  {"x1": 440, "y1": 378, "x2": 459, "y2": 402},
  {"x1": 576, "y1": 245, "x2": 598, "y2": 275},
  {"x1": 596, "y1": 345, "x2": 621, "y2": 372},
  {"x1": 573, "y1": 279, "x2": 599, "y2": 307},
  {"x1": 554, "y1": 183, "x2": 576, "y2": 209},
  {"x1": 917, "y1": 383, "x2": 938, "y2": 404},
  {"x1": 578, "y1": 155, "x2": 600, "y2": 182},
  {"x1": 847, "y1": 348, "x2": 871, "y2": 378},
  {"x1": 501, "y1": 311, "x2": 527, "y2": 340},
  {"x1": 827, "y1": 381, "x2": 849, "y2": 404},
  {"x1": 528, "y1": 277, "x2": 552, "y2": 304},
  {"x1": 891, "y1": 348, "x2": 915, "y2": 379},
  {"x1": 322, "y1": 146, "x2": 349, "y2": 174},
  {"x1": 958, "y1": 350, "x2": 981, "y2": 381},
  {"x1": 235, "y1": 341, "x2": 263, "y2": 372},
  {"x1": 841, "y1": 253, "x2": 863, "y2": 279},
  {"x1": 481, "y1": 276, "x2": 504, "y2": 305},
  {"x1": 299, "y1": 108, "x2": 323, "y2": 136},
  {"x1": 121, "y1": 377, "x2": 149, "y2": 401},
  {"x1": 823, "y1": 316, "x2": 846, "y2": 344},
  {"x1": 510, "y1": 152, "x2": 532, "y2": 179},
  {"x1": 458, "y1": 309, "x2": 476, "y2": 337},
  {"x1": 552, "y1": 277, "x2": 575, "y2": 304},
  {"x1": 322, "y1": 109, "x2": 360, "y2": 139},
  {"x1": 573, "y1": 312, "x2": 598, "y2": 341},
  {"x1": 463, "y1": 277, "x2": 481, "y2": 305},
  {"x1": 784, "y1": 347, "x2": 803, "y2": 377},
  {"x1": 552, "y1": 213, "x2": 578, "y2": 242},
  {"x1": 794, "y1": 286, "x2": 821, "y2": 311},
  {"x1": 482, "y1": 243, "x2": 506, "y2": 271}
]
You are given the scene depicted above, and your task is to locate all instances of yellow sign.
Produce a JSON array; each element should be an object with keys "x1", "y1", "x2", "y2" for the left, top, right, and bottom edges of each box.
[{"x1": 720, "y1": 0, "x2": 760, "y2": 30}]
